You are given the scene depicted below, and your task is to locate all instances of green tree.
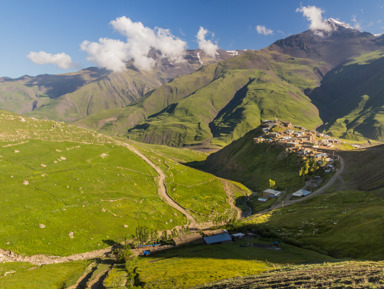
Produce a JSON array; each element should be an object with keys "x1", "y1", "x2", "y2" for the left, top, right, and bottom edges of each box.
[
  {"x1": 135, "y1": 226, "x2": 149, "y2": 244},
  {"x1": 160, "y1": 230, "x2": 168, "y2": 243},
  {"x1": 150, "y1": 229, "x2": 158, "y2": 244}
]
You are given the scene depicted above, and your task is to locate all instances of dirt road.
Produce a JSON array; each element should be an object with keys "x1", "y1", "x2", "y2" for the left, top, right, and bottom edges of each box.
[
  {"x1": 220, "y1": 179, "x2": 243, "y2": 219},
  {"x1": 0, "y1": 248, "x2": 112, "y2": 266},
  {"x1": 255, "y1": 155, "x2": 345, "y2": 215},
  {"x1": 116, "y1": 141, "x2": 197, "y2": 228}
]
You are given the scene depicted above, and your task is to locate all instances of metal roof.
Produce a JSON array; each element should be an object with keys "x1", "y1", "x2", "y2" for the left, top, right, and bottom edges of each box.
[
  {"x1": 204, "y1": 233, "x2": 232, "y2": 244},
  {"x1": 292, "y1": 189, "x2": 312, "y2": 197}
]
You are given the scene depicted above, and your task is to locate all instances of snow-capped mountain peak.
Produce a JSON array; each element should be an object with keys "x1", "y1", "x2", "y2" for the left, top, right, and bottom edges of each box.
[{"x1": 326, "y1": 18, "x2": 359, "y2": 32}]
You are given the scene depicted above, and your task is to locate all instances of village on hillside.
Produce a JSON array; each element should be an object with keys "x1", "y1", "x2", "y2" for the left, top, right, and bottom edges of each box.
[
  {"x1": 255, "y1": 119, "x2": 342, "y2": 154},
  {"x1": 254, "y1": 119, "x2": 340, "y2": 201}
]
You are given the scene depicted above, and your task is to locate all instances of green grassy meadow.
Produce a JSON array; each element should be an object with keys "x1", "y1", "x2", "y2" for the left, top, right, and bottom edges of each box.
[
  {"x1": 130, "y1": 142, "x2": 248, "y2": 223},
  {"x1": 195, "y1": 260, "x2": 384, "y2": 288},
  {"x1": 0, "y1": 138, "x2": 188, "y2": 255},
  {"x1": 0, "y1": 261, "x2": 90, "y2": 289},
  {"x1": 135, "y1": 239, "x2": 334, "y2": 289},
  {"x1": 0, "y1": 111, "x2": 248, "y2": 256},
  {"x1": 241, "y1": 190, "x2": 384, "y2": 259}
]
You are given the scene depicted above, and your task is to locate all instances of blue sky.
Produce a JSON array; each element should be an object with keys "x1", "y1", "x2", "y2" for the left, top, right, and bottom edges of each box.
[{"x1": 1, "y1": 0, "x2": 384, "y2": 77}]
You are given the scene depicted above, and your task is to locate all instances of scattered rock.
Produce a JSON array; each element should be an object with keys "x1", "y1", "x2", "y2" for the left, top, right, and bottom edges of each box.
[
  {"x1": 60, "y1": 156, "x2": 66, "y2": 160},
  {"x1": 100, "y1": 153, "x2": 108, "y2": 158},
  {"x1": 22, "y1": 180, "x2": 29, "y2": 185},
  {"x1": 40, "y1": 164, "x2": 47, "y2": 168},
  {"x1": 39, "y1": 224, "x2": 46, "y2": 229},
  {"x1": 68, "y1": 232, "x2": 74, "y2": 238},
  {"x1": 14, "y1": 150, "x2": 19, "y2": 153},
  {"x1": 123, "y1": 225, "x2": 128, "y2": 228},
  {"x1": 101, "y1": 208, "x2": 106, "y2": 212},
  {"x1": 3, "y1": 271, "x2": 15, "y2": 277},
  {"x1": 19, "y1": 117, "x2": 26, "y2": 122}
]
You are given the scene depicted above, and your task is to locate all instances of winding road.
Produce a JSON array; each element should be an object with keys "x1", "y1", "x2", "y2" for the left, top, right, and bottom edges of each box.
[
  {"x1": 0, "y1": 144, "x2": 346, "y2": 266},
  {"x1": 254, "y1": 155, "x2": 345, "y2": 215},
  {"x1": 116, "y1": 141, "x2": 197, "y2": 228},
  {"x1": 0, "y1": 140, "x2": 200, "y2": 265}
]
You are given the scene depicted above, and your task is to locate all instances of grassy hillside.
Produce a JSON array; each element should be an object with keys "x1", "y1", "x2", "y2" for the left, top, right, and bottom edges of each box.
[
  {"x1": 0, "y1": 59, "x2": 206, "y2": 123},
  {"x1": 339, "y1": 144, "x2": 384, "y2": 193},
  {"x1": 241, "y1": 190, "x2": 384, "y2": 260},
  {"x1": 234, "y1": 145, "x2": 384, "y2": 260},
  {"x1": 0, "y1": 111, "x2": 247, "y2": 256},
  {"x1": 0, "y1": 68, "x2": 108, "y2": 116},
  {"x1": 0, "y1": 49, "x2": 232, "y2": 125},
  {"x1": 195, "y1": 260, "x2": 384, "y2": 288},
  {"x1": 129, "y1": 141, "x2": 249, "y2": 223},
  {"x1": 310, "y1": 50, "x2": 384, "y2": 141},
  {"x1": 123, "y1": 50, "x2": 322, "y2": 147},
  {"x1": 134, "y1": 239, "x2": 333, "y2": 289},
  {"x1": 0, "y1": 261, "x2": 90, "y2": 289},
  {"x1": 199, "y1": 127, "x2": 303, "y2": 192},
  {"x1": 25, "y1": 69, "x2": 166, "y2": 122},
  {"x1": 76, "y1": 63, "x2": 219, "y2": 135}
]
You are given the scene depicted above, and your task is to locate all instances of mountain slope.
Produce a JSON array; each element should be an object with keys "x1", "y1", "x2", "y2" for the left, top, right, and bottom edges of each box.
[
  {"x1": 199, "y1": 126, "x2": 303, "y2": 192},
  {"x1": 0, "y1": 49, "x2": 236, "y2": 122},
  {"x1": 0, "y1": 110, "x2": 248, "y2": 256},
  {"x1": 76, "y1": 62, "x2": 221, "y2": 135},
  {"x1": 237, "y1": 144, "x2": 384, "y2": 260},
  {"x1": 269, "y1": 18, "x2": 384, "y2": 67},
  {"x1": 86, "y1": 20, "x2": 384, "y2": 147},
  {"x1": 309, "y1": 50, "x2": 384, "y2": 141},
  {"x1": 120, "y1": 50, "x2": 323, "y2": 146},
  {"x1": 4, "y1": 20, "x2": 384, "y2": 146},
  {"x1": 339, "y1": 144, "x2": 384, "y2": 192}
]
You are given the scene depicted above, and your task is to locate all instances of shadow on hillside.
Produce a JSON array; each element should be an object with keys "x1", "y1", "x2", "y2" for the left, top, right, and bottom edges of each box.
[
  {"x1": 209, "y1": 78, "x2": 254, "y2": 138},
  {"x1": 134, "y1": 236, "x2": 336, "y2": 266},
  {"x1": 25, "y1": 75, "x2": 87, "y2": 99}
]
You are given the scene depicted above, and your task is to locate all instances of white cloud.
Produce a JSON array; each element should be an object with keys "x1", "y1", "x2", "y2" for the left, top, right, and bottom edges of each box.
[
  {"x1": 296, "y1": 5, "x2": 332, "y2": 32},
  {"x1": 81, "y1": 16, "x2": 187, "y2": 71},
  {"x1": 196, "y1": 27, "x2": 219, "y2": 58},
  {"x1": 81, "y1": 39, "x2": 130, "y2": 72},
  {"x1": 27, "y1": 51, "x2": 74, "y2": 69},
  {"x1": 351, "y1": 15, "x2": 362, "y2": 30},
  {"x1": 256, "y1": 25, "x2": 273, "y2": 35}
]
